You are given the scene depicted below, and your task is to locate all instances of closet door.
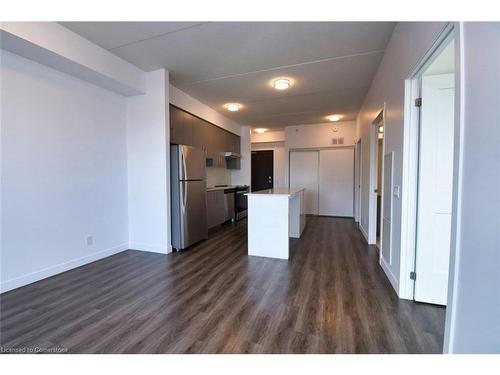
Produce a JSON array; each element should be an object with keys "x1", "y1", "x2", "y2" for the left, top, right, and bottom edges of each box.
[
  {"x1": 289, "y1": 151, "x2": 319, "y2": 215},
  {"x1": 319, "y1": 148, "x2": 354, "y2": 217}
]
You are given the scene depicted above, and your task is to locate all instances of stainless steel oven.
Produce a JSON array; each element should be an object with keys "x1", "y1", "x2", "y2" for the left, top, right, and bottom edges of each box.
[{"x1": 235, "y1": 185, "x2": 249, "y2": 220}]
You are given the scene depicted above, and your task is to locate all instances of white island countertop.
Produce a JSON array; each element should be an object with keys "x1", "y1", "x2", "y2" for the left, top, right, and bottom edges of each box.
[{"x1": 245, "y1": 187, "x2": 305, "y2": 196}]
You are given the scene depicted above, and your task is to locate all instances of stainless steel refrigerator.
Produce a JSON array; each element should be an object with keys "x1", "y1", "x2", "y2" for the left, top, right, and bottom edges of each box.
[{"x1": 170, "y1": 145, "x2": 208, "y2": 250}]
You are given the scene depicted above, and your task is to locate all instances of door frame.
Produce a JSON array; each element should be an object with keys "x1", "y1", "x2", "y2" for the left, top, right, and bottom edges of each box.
[
  {"x1": 368, "y1": 105, "x2": 386, "y2": 246},
  {"x1": 354, "y1": 139, "x2": 362, "y2": 223},
  {"x1": 251, "y1": 150, "x2": 274, "y2": 191},
  {"x1": 380, "y1": 151, "x2": 395, "y2": 287},
  {"x1": 399, "y1": 25, "x2": 455, "y2": 300},
  {"x1": 251, "y1": 142, "x2": 284, "y2": 188}
]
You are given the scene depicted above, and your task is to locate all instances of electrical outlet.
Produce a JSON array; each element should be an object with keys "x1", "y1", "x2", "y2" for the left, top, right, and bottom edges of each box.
[{"x1": 86, "y1": 236, "x2": 93, "y2": 246}]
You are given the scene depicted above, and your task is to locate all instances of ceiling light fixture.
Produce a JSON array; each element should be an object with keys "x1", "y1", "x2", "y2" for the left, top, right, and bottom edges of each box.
[
  {"x1": 273, "y1": 78, "x2": 291, "y2": 90},
  {"x1": 254, "y1": 128, "x2": 267, "y2": 134},
  {"x1": 326, "y1": 114, "x2": 342, "y2": 122},
  {"x1": 224, "y1": 103, "x2": 242, "y2": 112},
  {"x1": 378, "y1": 125, "x2": 384, "y2": 133}
]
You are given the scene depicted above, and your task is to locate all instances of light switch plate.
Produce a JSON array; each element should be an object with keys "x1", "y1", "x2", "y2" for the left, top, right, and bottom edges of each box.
[{"x1": 393, "y1": 185, "x2": 400, "y2": 198}]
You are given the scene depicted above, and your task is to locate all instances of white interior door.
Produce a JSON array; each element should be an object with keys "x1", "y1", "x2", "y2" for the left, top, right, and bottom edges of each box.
[
  {"x1": 289, "y1": 151, "x2": 319, "y2": 215},
  {"x1": 319, "y1": 148, "x2": 354, "y2": 217},
  {"x1": 414, "y1": 73, "x2": 455, "y2": 305}
]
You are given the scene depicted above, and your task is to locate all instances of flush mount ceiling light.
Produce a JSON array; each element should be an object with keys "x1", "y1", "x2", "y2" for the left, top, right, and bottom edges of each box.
[
  {"x1": 254, "y1": 128, "x2": 267, "y2": 134},
  {"x1": 326, "y1": 114, "x2": 343, "y2": 122},
  {"x1": 223, "y1": 103, "x2": 242, "y2": 112},
  {"x1": 273, "y1": 78, "x2": 291, "y2": 90}
]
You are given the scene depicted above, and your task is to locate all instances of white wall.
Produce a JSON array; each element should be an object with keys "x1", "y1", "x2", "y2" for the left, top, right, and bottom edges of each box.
[
  {"x1": 356, "y1": 22, "x2": 448, "y2": 293},
  {"x1": 169, "y1": 85, "x2": 241, "y2": 135},
  {"x1": 251, "y1": 129, "x2": 285, "y2": 143},
  {"x1": 251, "y1": 142, "x2": 286, "y2": 188},
  {"x1": 444, "y1": 22, "x2": 500, "y2": 354},
  {"x1": 126, "y1": 70, "x2": 170, "y2": 254},
  {"x1": 1, "y1": 50, "x2": 129, "y2": 292},
  {"x1": 0, "y1": 22, "x2": 146, "y2": 96},
  {"x1": 286, "y1": 121, "x2": 356, "y2": 149},
  {"x1": 206, "y1": 167, "x2": 231, "y2": 188}
]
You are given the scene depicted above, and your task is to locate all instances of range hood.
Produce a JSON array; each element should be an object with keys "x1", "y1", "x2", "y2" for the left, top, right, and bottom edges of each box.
[{"x1": 221, "y1": 151, "x2": 242, "y2": 159}]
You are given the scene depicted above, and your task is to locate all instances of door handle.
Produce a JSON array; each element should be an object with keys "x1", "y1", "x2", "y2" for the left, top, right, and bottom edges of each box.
[
  {"x1": 182, "y1": 182, "x2": 187, "y2": 213},
  {"x1": 182, "y1": 150, "x2": 187, "y2": 180}
]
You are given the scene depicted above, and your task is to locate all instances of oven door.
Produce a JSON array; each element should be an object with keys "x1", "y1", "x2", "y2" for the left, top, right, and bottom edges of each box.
[{"x1": 235, "y1": 189, "x2": 248, "y2": 220}]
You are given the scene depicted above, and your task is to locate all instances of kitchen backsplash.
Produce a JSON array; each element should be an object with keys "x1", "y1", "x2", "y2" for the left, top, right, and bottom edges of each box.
[{"x1": 206, "y1": 167, "x2": 231, "y2": 187}]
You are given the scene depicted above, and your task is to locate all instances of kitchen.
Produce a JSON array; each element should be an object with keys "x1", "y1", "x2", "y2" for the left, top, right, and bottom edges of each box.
[
  {"x1": 169, "y1": 104, "x2": 249, "y2": 251},
  {"x1": 168, "y1": 63, "x2": 361, "y2": 255},
  {"x1": 150, "y1": 19, "x2": 378, "y2": 256},
  {"x1": 168, "y1": 100, "x2": 356, "y2": 257}
]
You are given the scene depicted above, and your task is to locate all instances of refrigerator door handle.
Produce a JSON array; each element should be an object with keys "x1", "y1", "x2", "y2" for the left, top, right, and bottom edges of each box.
[
  {"x1": 179, "y1": 147, "x2": 183, "y2": 180},
  {"x1": 182, "y1": 182, "x2": 187, "y2": 214},
  {"x1": 182, "y1": 147, "x2": 188, "y2": 180}
]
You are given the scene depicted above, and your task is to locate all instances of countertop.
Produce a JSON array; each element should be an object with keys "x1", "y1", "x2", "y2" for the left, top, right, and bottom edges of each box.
[
  {"x1": 206, "y1": 185, "x2": 239, "y2": 192},
  {"x1": 245, "y1": 188, "x2": 305, "y2": 197}
]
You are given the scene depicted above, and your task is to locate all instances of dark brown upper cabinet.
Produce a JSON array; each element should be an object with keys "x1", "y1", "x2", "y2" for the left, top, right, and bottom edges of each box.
[
  {"x1": 169, "y1": 105, "x2": 241, "y2": 169},
  {"x1": 233, "y1": 135, "x2": 241, "y2": 154},
  {"x1": 191, "y1": 116, "x2": 205, "y2": 150},
  {"x1": 169, "y1": 105, "x2": 184, "y2": 145},
  {"x1": 182, "y1": 111, "x2": 194, "y2": 146}
]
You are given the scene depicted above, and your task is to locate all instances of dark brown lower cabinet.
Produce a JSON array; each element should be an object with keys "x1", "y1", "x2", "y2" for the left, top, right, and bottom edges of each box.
[{"x1": 206, "y1": 190, "x2": 225, "y2": 229}]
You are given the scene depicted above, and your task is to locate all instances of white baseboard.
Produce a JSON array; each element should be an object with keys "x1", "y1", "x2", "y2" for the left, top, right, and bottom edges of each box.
[
  {"x1": 0, "y1": 243, "x2": 128, "y2": 294},
  {"x1": 359, "y1": 224, "x2": 369, "y2": 242},
  {"x1": 380, "y1": 256, "x2": 399, "y2": 296},
  {"x1": 129, "y1": 243, "x2": 172, "y2": 254}
]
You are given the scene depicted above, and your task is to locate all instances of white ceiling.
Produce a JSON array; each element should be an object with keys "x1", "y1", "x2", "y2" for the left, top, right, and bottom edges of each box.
[{"x1": 61, "y1": 22, "x2": 396, "y2": 128}]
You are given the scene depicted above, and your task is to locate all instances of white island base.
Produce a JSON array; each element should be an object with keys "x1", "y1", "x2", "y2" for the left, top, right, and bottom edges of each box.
[{"x1": 246, "y1": 188, "x2": 306, "y2": 259}]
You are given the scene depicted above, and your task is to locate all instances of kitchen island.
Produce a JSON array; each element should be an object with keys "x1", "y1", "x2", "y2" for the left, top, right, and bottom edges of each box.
[{"x1": 245, "y1": 188, "x2": 306, "y2": 259}]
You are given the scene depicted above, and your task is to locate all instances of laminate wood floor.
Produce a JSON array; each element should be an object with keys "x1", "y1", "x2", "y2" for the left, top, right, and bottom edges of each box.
[{"x1": 0, "y1": 217, "x2": 445, "y2": 353}]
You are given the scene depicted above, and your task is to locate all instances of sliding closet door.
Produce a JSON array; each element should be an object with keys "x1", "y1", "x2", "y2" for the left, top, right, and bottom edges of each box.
[
  {"x1": 289, "y1": 151, "x2": 319, "y2": 215},
  {"x1": 319, "y1": 148, "x2": 354, "y2": 217}
]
